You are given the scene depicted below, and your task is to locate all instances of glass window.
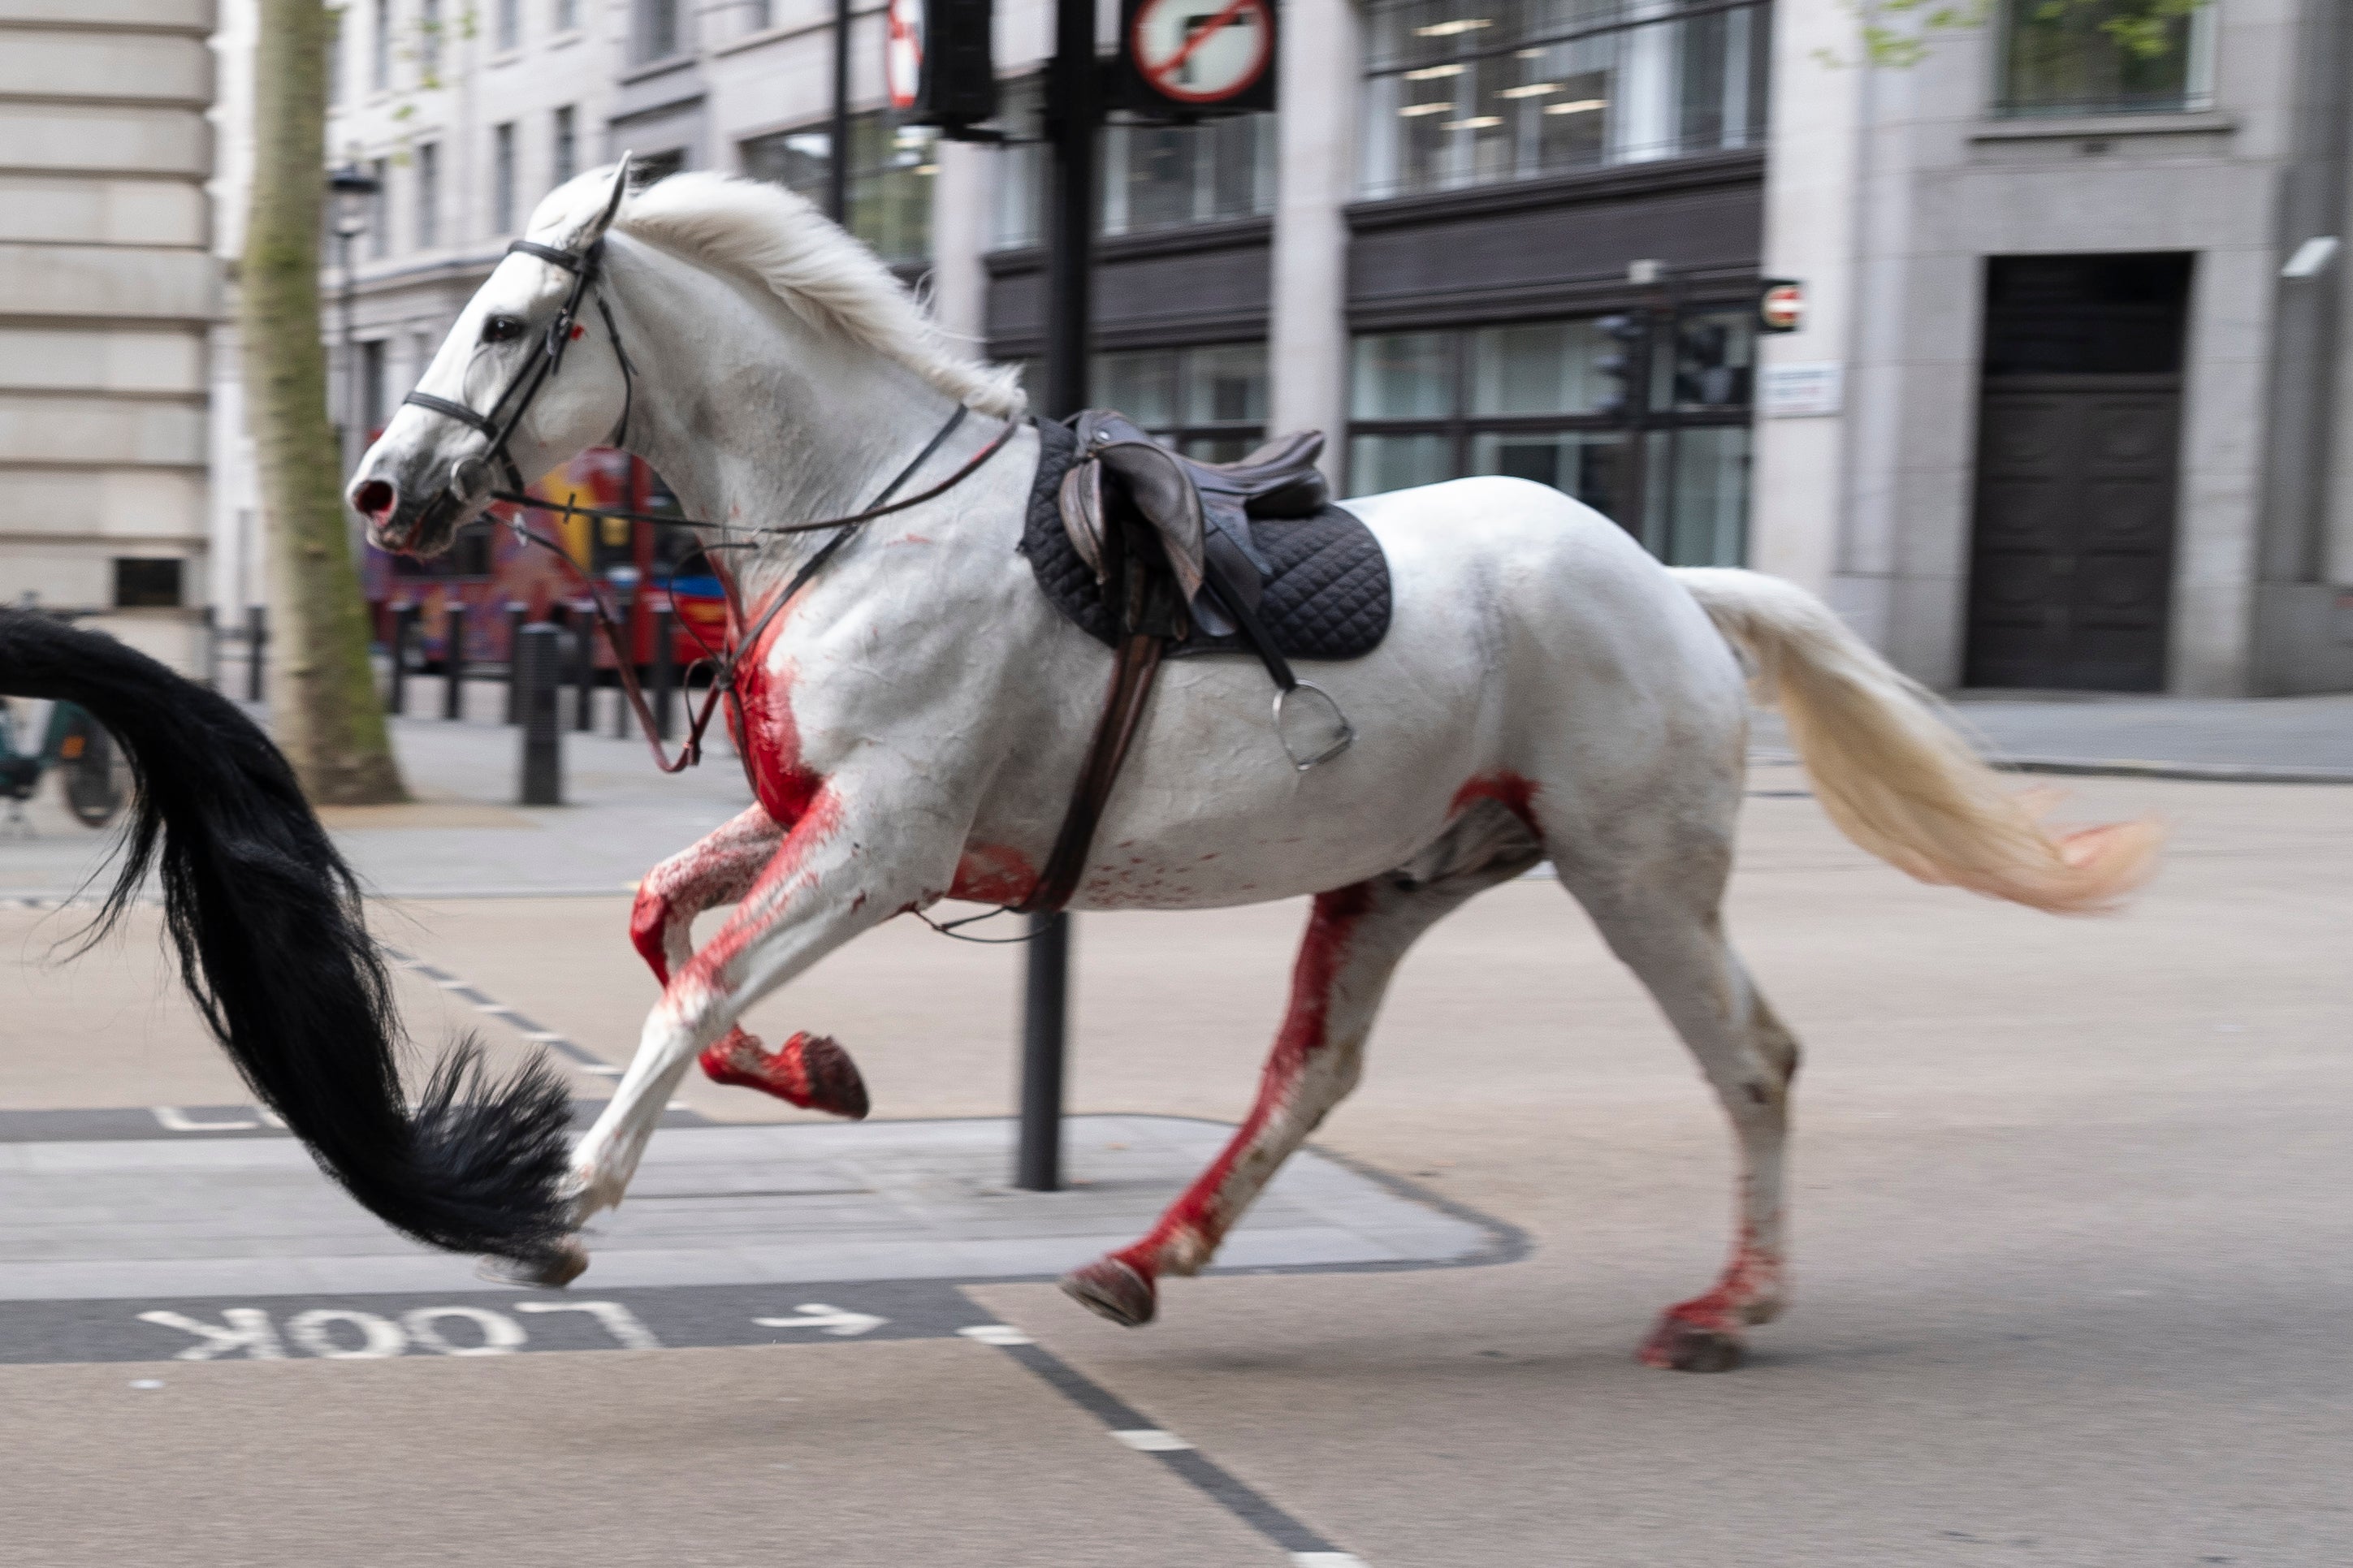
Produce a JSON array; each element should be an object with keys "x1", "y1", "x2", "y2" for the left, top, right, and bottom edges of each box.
[
  {"x1": 1360, "y1": 0, "x2": 1771, "y2": 200},
  {"x1": 414, "y1": 140, "x2": 439, "y2": 248},
  {"x1": 552, "y1": 105, "x2": 577, "y2": 185},
  {"x1": 990, "y1": 77, "x2": 1275, "y2": 249},
  {"x1": 366, "y1": 157, "x2": 389, "y2": 258},
  {"x1": 418, "y1": 0, "x2": 441, "y2": 83},
  {"x1": 1998, "y1": 0, "x2": 2212, "y2": 118},
  {"x1": 495, "y1": 0, "x2": 519, "y2": 50},
  {"x1": 327, "y1": 11, "x2": 344, "y2": 104},
  {"x1": 492, "y1": 123, "x2": 517, "y2": 233},
  {"x1": 1347, "y1": 308, "x2": 1751, "y2": 564},
  {"x1": 634, "y1": 0, "x2": 681, "y2": 63},
  {"x1": 1095, "y1": 343, "x2": 1268, "y2": 456},
  {"x1": 742, "y1": 114, "x2": 938, "y2": 266},
  {"x1": 556, "y1": 0, "x2": 578, "y2": 32},
  {"x1": 371, "y1": 0, "x2": 391, "y2": 93}
]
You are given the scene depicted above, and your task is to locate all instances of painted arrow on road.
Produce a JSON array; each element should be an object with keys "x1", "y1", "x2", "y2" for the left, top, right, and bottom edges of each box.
[{"x1": 752, "y1": 1303, "x2": 889, "y2": 1337}]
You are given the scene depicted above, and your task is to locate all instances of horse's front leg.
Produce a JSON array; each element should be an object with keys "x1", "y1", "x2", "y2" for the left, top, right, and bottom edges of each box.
[
  {"x1": 629, "y1": 804, "x2": 867, "y2": 1117},
  {"x1": 569, "y1": 786, "x2": 944, "y2": 1242}
]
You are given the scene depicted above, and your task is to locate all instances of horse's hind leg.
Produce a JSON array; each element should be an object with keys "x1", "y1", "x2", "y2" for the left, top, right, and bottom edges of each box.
[
  {"x1": 629, "y1": 804, "x2": 867, "y2": 1118},
  {"x1": 1556, "y1": 852, "x2": 1801, "y2": 1372},
  {"x1": 1062, "y1": 840, "x2": 1533, "y2": 1328}
]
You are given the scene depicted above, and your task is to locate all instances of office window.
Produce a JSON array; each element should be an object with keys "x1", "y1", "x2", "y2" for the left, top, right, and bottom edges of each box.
[
  {"x1": 634, "y1": 0, "x2": 681, "y2": 62},
  {"x1": 992, "y1": 77, "x2": 1275, "y2": 248},
  {"x1": 495, "y1": 0, "x2": 520, "y2": 50},
  {"x1": 114, "y1": 559, "x2": 184, "y2": 609},
  {"x1": 1996, "y1": 0, "x2": 2214, "y2": 117},
  {"x1": 742, "y1": 113, "x2": 940, "y2": 266},
  {"x1": 415, "y1": 140, "x2": 440, "y2": 248},
  {"x1": 556, "y1": 0, "x2": 578, "y2": 32},
  {"x1": 552, "y1": 105, "x2": 578, "y2": 185},
  {"x1": 361, "y1": 339, "x2": 387, "y2": 435},
  {"x1": 418, "y1": 0, "x2": 442, "y2": 83},
  {"x1": 1358, "y1": 0, "x2": 1771, "y2": 200},
  {"x1": 492, "y1": 122, "x2": 518, "y2": 232},
  {"x1": 366, "y1": 157, "x2": 390, "y2": 257},
  {"x1": 1347, "y1": 308, "x2": 1754, "y2": 565},
  {"x1": 1096, "y1": 343, "x2": 1269, "y2": 461},
  {"x1": 371, "y1": 0, "x2": 391, "y2": 92}
]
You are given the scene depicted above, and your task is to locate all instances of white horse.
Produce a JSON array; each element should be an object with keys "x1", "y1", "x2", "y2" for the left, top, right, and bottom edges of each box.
[{"x1": 350, "y1": 164, "x2": 2156, "y2": 1371}]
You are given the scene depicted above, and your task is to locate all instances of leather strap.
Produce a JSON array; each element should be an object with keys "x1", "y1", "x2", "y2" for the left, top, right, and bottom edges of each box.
[{"x1": 1014, "y1": 632, "x2": 1166, "y2": 915}]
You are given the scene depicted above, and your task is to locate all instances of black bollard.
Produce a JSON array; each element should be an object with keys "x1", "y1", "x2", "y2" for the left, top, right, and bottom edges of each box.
[
  {"x1": 571, "y1": 601, "x2": 596, "y2": 733},
  {"x1": 504, "y1": 603, "x2": 526, "y2": 724},
  {"x1": 612, "y1": 589, "x2": 635, "y2": 739},
  {"x1": 244, "y1": 604, "x2": 267, "y2": 702},
  {"x1": 443, "y1": 602, "x2": 469, "y2": 720},
  {"x1": 651, "y1": 604, "x2": 677, "y2": 741},
  {"x1": 516, "y1": 623, "x2": 563, "y2": 806},
  {"x1": 387, "y1": 603, "x2": 416, "y2": 715},
  {"x1": 200, "y1": 605, "x2": 218, "y2": 689}
]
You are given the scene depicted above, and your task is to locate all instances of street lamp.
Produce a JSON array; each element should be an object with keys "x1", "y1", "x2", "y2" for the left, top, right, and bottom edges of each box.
[{"x1": 327, "y1": 162, "x2": 380, "y2": 490}]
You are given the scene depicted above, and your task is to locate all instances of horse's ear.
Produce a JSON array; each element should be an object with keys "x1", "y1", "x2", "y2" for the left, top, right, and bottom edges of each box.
[{"x1": 568, "y1": 153, "x2": 633, "y2": 250}]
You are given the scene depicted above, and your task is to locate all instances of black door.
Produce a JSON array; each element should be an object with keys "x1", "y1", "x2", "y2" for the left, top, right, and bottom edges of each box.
[{"x1": 1965, "y1": 255, "x2": 2192, "y2": 692}]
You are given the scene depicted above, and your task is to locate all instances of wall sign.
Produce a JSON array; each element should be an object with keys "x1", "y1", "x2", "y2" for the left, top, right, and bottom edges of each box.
[
  {"x1": 885, "y1": 0, "x2": 923, "y2": 111},
  {"x1": 1761, "y1": 362, "x2": 1845, "y2": 418},
  {"x1": 1120, "y1": 0, "x2": 1278, "y2": 115},
  {"x1": 1758, "y1": 278, "x2": 1805, "y2": 334}
]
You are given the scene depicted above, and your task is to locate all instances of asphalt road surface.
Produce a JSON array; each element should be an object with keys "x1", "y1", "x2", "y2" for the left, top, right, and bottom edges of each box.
[{"x1": 1, "y1": 764, "x2": 2347, "y2": 1566}]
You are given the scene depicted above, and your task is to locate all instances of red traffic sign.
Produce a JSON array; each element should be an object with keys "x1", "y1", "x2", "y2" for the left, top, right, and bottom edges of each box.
[
  {"x1": 1759, "y1": 279, "x2": 1806, "y2": 334},
  {"x1": 1127, "y1": 0, "x2": 1274, "y2": 108},
  {"x1": 885, "y1": 0, "x2": 923, "y2": 111}
]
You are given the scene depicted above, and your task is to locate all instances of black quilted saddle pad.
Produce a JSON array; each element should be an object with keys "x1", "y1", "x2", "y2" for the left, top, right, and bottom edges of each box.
[{"x1": 1019, "y1": 416, "x2": 1393, "y2": 662}]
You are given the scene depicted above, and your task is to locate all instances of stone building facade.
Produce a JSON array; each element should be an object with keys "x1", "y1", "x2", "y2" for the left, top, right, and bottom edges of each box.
[{"x1": 2, "y1": 0, "x2": 220, "y2": 672}]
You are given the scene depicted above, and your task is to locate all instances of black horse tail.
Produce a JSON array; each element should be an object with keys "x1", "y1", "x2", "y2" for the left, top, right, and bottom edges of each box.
[{"x1": 0, "y1": 610, "x2": 572, "y2": 1266}]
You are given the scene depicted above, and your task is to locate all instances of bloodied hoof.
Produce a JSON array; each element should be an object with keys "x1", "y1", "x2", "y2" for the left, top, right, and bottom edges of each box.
[
  {"x1": 1060, "y1": 1255, "x2": 1157, "y2": 1327},
  {"x1": 1636, "y1": 1314, "x2": 1745, "y2": 1373},
  {"x1": 699, "y1": 1029, "x2": 871, "y2": 1119},
  {"x1": 476, "y1": 1233, "x2": 590, "y2": 1290}
]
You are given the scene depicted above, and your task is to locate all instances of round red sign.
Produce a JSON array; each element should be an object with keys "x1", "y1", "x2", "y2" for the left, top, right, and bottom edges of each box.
[
  {"x1": 1760, "y1": 282, "x2": 1806, "y2": 333},
  {"x1": 885, "y1": 0, "x2": 923, "y2": 112},
  {"x1": 1130, "y1": 0, "x2": 1274, "y2": 106}
]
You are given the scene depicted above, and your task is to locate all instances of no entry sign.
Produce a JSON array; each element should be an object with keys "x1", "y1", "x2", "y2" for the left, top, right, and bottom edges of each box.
[
  {"x1": 885, "y1": 0, "x2": 923, "y2": 111},
  {"x1": 1120, "y1": 0, "x2": 1277, "y2": 114}
]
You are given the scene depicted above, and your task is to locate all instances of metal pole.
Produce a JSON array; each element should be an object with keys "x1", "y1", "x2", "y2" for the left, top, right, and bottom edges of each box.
[
  {"x1": 570, "y1": 602, "x2": 595, "y2": 732},
  {"x1": 504, "y1": 603, "x2": 526, "y2": 724},
  {"x1": 1016, "y1": 0, "x2": 1099, "y2": 1194},
  {"x1": 827, "y1": 0, "x2": 851, "y2": 225},
  {"x1": 651, "y1": 603, "x2": 677, "y2": 741},
  {"x1": 612, "y1": 586, "x2": 635, "y2": 738},
  {"x1": 516, "y1": 623, "x2": 562, "y2": 806},
  {"x1": 443, "y1": 601, "x2": 469, "y2": 719},
  {"x1": 340, "y1": 227, "x2": 360, "y2": 487},
  {"x1": 388, "y1": 603, "x2": 413, "y2": 715},
  {"x1": 244, "y1": 604, "x2": 266, "y2": 702}
]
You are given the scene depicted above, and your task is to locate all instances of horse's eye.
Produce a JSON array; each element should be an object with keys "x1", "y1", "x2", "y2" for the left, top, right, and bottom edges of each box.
[{"x1": 480, "y1": 313, "x2": 526, "y2": 344}]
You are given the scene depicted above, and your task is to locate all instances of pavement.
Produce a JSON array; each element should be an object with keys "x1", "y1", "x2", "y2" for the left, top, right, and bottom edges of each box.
[{"x1": 0, "y1": 680, "x2": 2348, "y2": 1563}]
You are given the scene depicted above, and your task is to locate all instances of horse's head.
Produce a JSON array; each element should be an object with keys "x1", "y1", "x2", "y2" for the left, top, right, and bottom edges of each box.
[{"x1": 349, "y1": 159, "x2": 636, "y2": 556}]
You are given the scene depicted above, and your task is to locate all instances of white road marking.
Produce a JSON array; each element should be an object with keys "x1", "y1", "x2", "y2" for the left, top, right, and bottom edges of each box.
[
  {"x1": 521, "y1": 1030, "x2": 568, "y2": 1042},
  {"x1": 515, "y1": 1299, "x2": 662, "y2": 1350},
  {"x1": 128, "y1": 1379, "x2": 164, "y2": 1389},
  {"x1": 149, "y1": 1107, "x2": 258, "y2": 1133},
  {"x1": 474, "y1": 1004, "x2": 517, "y2": 1016},
  {"x1": 285, "y1": 1307, "x2": 407, "y2": 1359},
  {"x1": 1111, "y1": 1428, "x2": 1195, "y2": 1453},
  {"x1": 956, "y1": 1324, "x2": 1034, "y2": 1346},
  {"x1": 753, "y1": 1303, "x2": 888, "y2": 1337},
  {"x1": 403, "y1": 1306, "x2": 527, "y2": 1356},
  {"x1": 1291, "y1": 1556, "x2": 1368, "y2": 1566},
  {"x1": 136, "y1": 1307, "x2": 285, "y2": 1360}
]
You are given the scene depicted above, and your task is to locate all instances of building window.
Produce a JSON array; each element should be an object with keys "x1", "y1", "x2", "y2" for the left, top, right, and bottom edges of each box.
[
  {"x1": 556, "y1": 0, "x2": 579, "y2": 30},
  {"x1": 495, "y1": 0, "x2": 520, "y2": 50},
  {"x1": 492, "y1": 122, "x2": 518, "y2": 232},
  {"x1": 361, "y1": 339, "x2": 387, "y2": 435},
  {"x1": 742, "y1": 114, "x2": 940, "y2": 267},
  {"x1": 633, "y1": 149, "x2": 687, "y2": 187},
  {"x1": 418, "y1": 0, "x2": 442, "y2": 84},
  {"x1": 1358, "y1": 0, "x2": 1771, "y2": 200},
  {"x1": 1347, "y1": 307, "x2": 1754, "y2": 565},
  {"x1": 991, "y1": 76, "x2": 1276, "y2": 248},
  {"x1": 1095, "y1": 343, "x2": 1269, "y2": 460},
  {"x1": 371, "y1": 0, "x2": 391, "y2": 92},
  {"x1": 366, "y1": 157, "x2": 390, "y2": 257},
  {"x1": 1996, "y1": 0, "x2": 2214, "y2": 118},
  {"x1": 114, "y1": 559, "x2": 184, "y2": 609},
  {"x1": 415, "y1": 140, "x2": 439, "y2": 248},
  {"x1": 552, "y1": 105, "x2": 577, "y2": 185},
  {"x1": 634, "y1": 0, "x2": 681, "y2": 62},
  {"x1": 328, "y1": 9, "x2": 344, "y2": 104}
]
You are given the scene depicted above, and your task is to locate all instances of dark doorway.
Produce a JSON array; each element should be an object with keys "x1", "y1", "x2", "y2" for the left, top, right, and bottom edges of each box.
[{"x1": 1964, "y1": 253, "x2": 2192, "y2": 691}]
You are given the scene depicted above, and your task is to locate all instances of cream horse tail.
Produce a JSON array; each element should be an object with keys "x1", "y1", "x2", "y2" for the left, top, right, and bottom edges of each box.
[{"x1": 1671, "y1": 567, "x2": 2161, "y2": 914}]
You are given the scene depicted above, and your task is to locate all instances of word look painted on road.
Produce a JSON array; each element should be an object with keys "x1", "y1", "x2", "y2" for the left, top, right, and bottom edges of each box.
[{"x1": 136, "y1": 1301, "x2": 662, "y2": 1359}]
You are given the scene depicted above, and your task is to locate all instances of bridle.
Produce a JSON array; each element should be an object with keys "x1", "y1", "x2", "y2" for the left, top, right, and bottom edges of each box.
[{"x1": 393, "y1": 231, "x2": 1019, "y2": 777}]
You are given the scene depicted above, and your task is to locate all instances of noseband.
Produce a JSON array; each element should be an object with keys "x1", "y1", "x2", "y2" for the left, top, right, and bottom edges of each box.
[{"x1": 400, "y1": 237, "x2": 635, "y2": 504}]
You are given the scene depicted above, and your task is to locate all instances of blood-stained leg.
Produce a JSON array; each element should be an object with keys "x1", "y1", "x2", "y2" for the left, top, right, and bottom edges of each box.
[
  {"x1": 1560, "y1": 862, "x2": 1800, "y2": 1374},
  {"x1": 1062, "y1": 849, "x2": 1529, "y2": 1328},
  {"x1": 628, "y1": 803, "x2": 867, "y2": 1118},
  {"x1": 561, "y1": 786, "x2": 937, "y2": 1246}
]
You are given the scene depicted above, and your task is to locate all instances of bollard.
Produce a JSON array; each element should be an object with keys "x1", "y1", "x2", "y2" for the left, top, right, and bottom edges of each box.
[
  {"x1": 571, "y1": 600, "x2": 597, "y2": 733},
  {"x1": 504, "y1": 603, "x2": 527, "y2": 724},
  {"x1": 443, "y1": 602, "x2": 469, "y2": 720},
  {"x1": 515, "y1": 623, "x2": 563, "y2": 806},
  {"x1": 651, "y1": 604, "x2": 677, "y2": 741},
  {"x1": 244, "y1": 604, "x2": 267, "y2": 702},
  {"x1": 387, "y1": 604, "x2": 417, "y2": 715},
  {"x1": 612, "y1": 589, "x2": 636, "y2": 739},
  {"x1": 200, "y1": 605, "x2": 218, "y2": 689}
]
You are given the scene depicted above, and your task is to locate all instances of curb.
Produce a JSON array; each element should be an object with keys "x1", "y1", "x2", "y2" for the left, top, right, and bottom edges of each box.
[{"x1": 1752, "y1": 749, "x2": 2353, "y2": 786}]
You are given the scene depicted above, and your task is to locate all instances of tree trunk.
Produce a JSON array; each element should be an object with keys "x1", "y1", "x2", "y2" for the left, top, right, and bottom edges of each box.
[{"x1": 241, "y1": 0, "x2": 405, "y2": 805}]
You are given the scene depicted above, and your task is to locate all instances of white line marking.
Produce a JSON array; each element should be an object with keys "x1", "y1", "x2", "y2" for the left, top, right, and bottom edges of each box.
[
  {"x1": 956, "y1": 1324, "x2": 1034, "y2": 1346},
  {"x1": 433, "y1": 978, "x2": 470, "y2": 990},
  {"x1": 1112, "y1": 1428, "x2": 1194, "y2": 1453},
  {"x1": 474, "y1": 1004, "x2": 517, "y2": 1016},
  {"x1": 576, "y1": 1064, "x2": 624, "y2": 1077},
  {"x1": 752, "y1": 1304, "x2": 887, "y2": 1337},
  {"x1": 515, "y1": 1300, "x2": 662, "y2": 1350},
  {"x1": 521, "y1": 1030, "x2": 568, "y2": 1042},
  {"x1": 128, "y1": 1379, "x2": 165, "y2": 1390},
  {"x1": 150, "y1": 1107, "x2": 258, "y2": 1133},
  {"x1": 1291, "y1": 1556, "x2": 1367, "y2": 1566}
]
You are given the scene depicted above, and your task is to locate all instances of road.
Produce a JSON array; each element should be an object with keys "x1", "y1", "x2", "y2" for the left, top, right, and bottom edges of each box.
[{"x1": 0, "y1": 754, "x2": 2347, "y2": 1566}]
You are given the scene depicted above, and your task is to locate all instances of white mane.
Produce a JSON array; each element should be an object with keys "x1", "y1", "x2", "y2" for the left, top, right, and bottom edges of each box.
[{"x1": 528, "y1": 168, "x2": 1025, "y2": 418}]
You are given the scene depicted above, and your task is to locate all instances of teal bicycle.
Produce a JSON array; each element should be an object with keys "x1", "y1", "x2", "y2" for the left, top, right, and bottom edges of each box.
[{"x1": 0, "y1": 698, "x2": 125, "y2": 834}]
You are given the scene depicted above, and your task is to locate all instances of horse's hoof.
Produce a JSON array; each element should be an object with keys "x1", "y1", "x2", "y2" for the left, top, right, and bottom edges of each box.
[
  {"x1": 477, "y1": 1234, "x2": 590, "y2": 1289},
  {"x1": 1637, "y1": 1314, "x2": 1744, "y2": 1373},
  {"x1": 699, "y1": 1029, "x2": 869, "y2": 1119},
  {"x1": 1061, "y1": 1256, "x2": 1157, "y2": 1327}
]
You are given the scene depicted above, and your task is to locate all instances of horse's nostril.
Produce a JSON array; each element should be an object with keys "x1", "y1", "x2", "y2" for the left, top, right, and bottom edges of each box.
[{"x1": 353, "y1": 479, "x2": 397, "y2": 520}]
